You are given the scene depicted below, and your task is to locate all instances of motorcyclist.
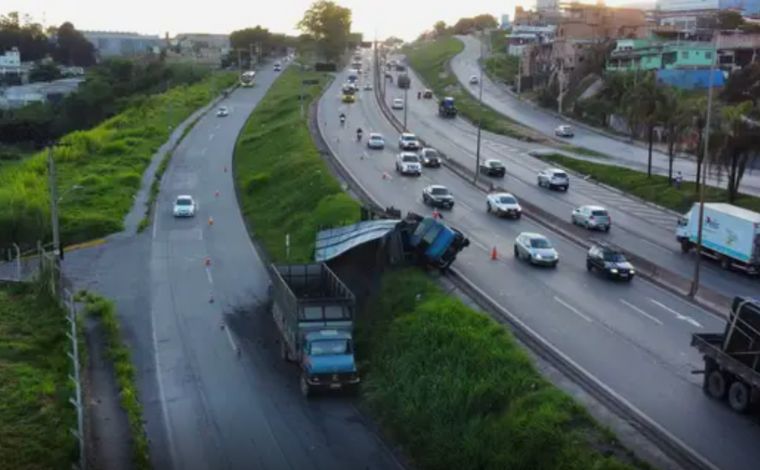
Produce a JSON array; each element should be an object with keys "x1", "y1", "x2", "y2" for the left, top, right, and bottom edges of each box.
[
  {"x1": 417, "y1": 91, "x2": 421, "y2": 99},
  {"x1": 339, "y1": 112, "x2": 346, "y2": 126},
  {"x1": 356, "y1": 127, "x2": 363, "y2": 141}
]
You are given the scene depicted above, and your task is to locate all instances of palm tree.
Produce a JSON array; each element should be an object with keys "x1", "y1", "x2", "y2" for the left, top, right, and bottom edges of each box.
[
  {"x1": 713, "y1": 101, "x2": 760, "y2": 202},
  {"x1": 625, "y1": 73, "x2": 664, "y2": 177},
  {"x1": 660, "y1": 87, "x2": 691, "y2": 183}
]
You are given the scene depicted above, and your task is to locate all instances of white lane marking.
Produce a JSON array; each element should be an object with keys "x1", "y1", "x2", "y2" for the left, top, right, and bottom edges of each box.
[
  {"x1": 208, "y1": 133, "x2": 215, "y2": 141},
  {"x1": 149, "y1": 293, "x2": 179, "y2": 467},
  {"x1": 152, "y1": 201, "x2": 160, "y2": 239},
  {"x1": 554, "y1": 296, "x2": 593, "y2": 322},
  {"x1": 224, "y1": 323, "x2": 240, "y2": 354},
  {"x1": 620, "y1": 299, "x2": 663, "y2": 325},
  {"x1": 200, "y1": 147, "x2": 207, "y2": 156},
  {"x1": 457, "y1": 200, "x2": 474, "y2": 212},
  {"x1": 649, "y1": 299, "x2": 703, "y2": 328},
  {"x1": 470, "y1": 238, "x2": 489, "y2": 252},
  {"x1": 205, "y1": 266, "x2": 214, "y2": 285}
]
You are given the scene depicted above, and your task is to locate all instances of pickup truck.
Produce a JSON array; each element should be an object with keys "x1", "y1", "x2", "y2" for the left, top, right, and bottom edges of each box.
[{"x1": 271, "y1": 263, "x2": 359, "y2": 397}]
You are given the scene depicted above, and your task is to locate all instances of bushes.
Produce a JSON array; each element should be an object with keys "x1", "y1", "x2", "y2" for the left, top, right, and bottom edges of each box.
[{"x1": 357, "y1": 269, "x2": 640, "y2": 470}]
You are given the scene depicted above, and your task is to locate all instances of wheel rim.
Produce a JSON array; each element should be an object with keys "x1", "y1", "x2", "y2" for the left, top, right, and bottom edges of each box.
[
  {"x1": 707, "y1": 370, "x2": 727, "y2": 399},
  {"x1": 729, "y1": 382, "x2": 750, "y2": 412},
  {"x1": 300, "y1": 376, "x2": 310, "y2": 396}
]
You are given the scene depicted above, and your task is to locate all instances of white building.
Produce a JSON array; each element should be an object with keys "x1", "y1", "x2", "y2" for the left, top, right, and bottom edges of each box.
[
  {"x1": 0, "y1": 78, "x2": 84, "y2": 109},
  {"x1": 0, "y1": 48, "x2": 21, "y2": 74}
]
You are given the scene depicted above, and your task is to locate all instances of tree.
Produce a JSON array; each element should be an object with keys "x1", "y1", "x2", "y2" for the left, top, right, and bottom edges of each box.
[
  {"x1": 0, "y1": 12, "x2": 50, "y2": 61},
  {"x1": 660, "y1": 87, "x2": 691, "y2": 183},
  {"x1": 51, "y1": 22, "x2": 95, "y2": 66},
  {"x1": 715, "y1": 10, "x2": 744, "y2": 30},
  {"x1": 722, "y1": 62, "x2": 760, "y2": 111},
  {"x1": 383, "y1": 36, "x2": 404, "y2": 48},
  {"x1": 297, "y1": 0, "x2": 352, "y2": 62},
  {"x1": 433, "y1": 21, "x2": 447, "y2": 37},
  {"x1": 452, "y1": 17, "x2": 476, "y2": 35},
  {"x1": 28, "y1": 62, "x2": 61, "y2": 82},
  {"x1": 624, "y1": 73, "x2": 664, "y2": 177},
  {"x1": 713, "y1": 101, "x2": 760, "y2": 202},
  {"x1": 472, "y1": 14, "x2": 498, "y2": 31}
]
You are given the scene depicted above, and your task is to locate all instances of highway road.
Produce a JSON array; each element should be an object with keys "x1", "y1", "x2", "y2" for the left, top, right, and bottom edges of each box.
[
  {"x1": 450, "y1": 35, "x2": 760, "y2": 196},
  {"x1": 382, "y1": 57, "x2": 760, "y2": 302},
  {"x1": 69, "y1": 63, "x2": 402, "y2": 470},
  {"x1": 321, "y1": 53, "x2": 760, "y2": 470}
]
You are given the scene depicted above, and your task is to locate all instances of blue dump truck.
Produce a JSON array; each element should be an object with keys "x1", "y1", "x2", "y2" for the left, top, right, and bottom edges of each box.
[
  {"x1": 438, "y1": 96, "x2": 457, "y2": 118},
  {"x1": 271, "y1": 263, "x2": 359, "y2": 397},
  {"x1": 400, "y1": 213, "x2": 469, "y2": 269}
]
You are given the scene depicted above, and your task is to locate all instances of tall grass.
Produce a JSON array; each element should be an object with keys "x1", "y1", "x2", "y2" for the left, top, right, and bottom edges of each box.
[{"x1": 0, "y1": 73, "x2": 236, "y2": 250}]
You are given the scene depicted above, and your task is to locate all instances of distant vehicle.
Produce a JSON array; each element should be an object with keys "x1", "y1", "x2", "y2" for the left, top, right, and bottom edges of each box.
[
  {"x1": 342, "y1": 83, "x2": 357, "y2": 94},
  {"x1": 351, "y1": 61, "x2": 362, "y2": 70},
  {"x1": 173, "y1": 195, "x2": 196, "y2": 217},
  {"x1": 240, "y1": 70, "x2": 256, "y2": 87},
  {"x1": 347, "y1": 71, "x2": 358, "y2": 83},
  {"x1": 514, "y1": 232, "x2": 558, "y2": 267},
  {"x1": 216, "y1": 106, "x2": 229, "y2": 117},
  {"x1": 422, "y1": 185, "x2": 455, "y2": 209},
  {"x1": 395, "y1": 64, "x2": 407, "y2": 72},
  {"x1": 486, "y1": 192, "x2": 522, "y2": 219},
  {"x1": 397, "y1": 73, "x2": 411, "y2": 89},
  {"x1": 586, "y1": 241, "x2": 634, "y2": 281},
  {"x1": 363, "y1": 82, "x2": 373, "y2": 90},
  {"x1": 555, "y1": 125, "x2": 574, "y2": 137},
  {"x1": 398, "y1": 132, "x2": 420, "y2": 151},
  {"x1": 367, "y1": 133, "x2": 385, "y2": 149},
  {"x1": 419, "y1": 147, "x2": 441, "y2": 167},
  {"x1": 572, "y1": 205, "x2": 611, "y2": 231},
  {"x1": 692, "y1": 296, "x2": 760, "y2": 414},
  {"x1": 395, "y1": 152, "x2": 422, "y2": 176},
  {"x1": 479, "y1": 159, "x2": 506, "y2": 177},
  {"x1": 397, "y1": 212, "x2": 470, "y2": 270},
  {"x1": 342, "y1": 93, "x2": 356, "y2": 103},
  {"x1": 392, "y1": 98, "x2": 404, "y2": 109},
  {"x1": 469, "y1": 75, "x2": 479, "y2": 85},
  {"x1": 677, "y1": 203, "x2": 760, "y2": 274},
  {"x1": 271, "y1": 263, "x2": 360, "y2": 397},
  {"x1": 274, "y1": 62, "x2": 282, "y2": 72},
  {"x1": 537, "y1": 168, "x2": 569, "y2": 191},
  {"x1": 423, "y1": 89, "x2": 433, "y2": 99},
  {"x1": 438, "y1": 96, "x2": 457, "y2": 118}
]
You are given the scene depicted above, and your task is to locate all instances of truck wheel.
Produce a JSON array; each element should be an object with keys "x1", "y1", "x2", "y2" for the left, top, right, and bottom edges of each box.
[
  {"x1": 728, "y1": 381, "x2": 751, "y2": 413},
  {"x1": 705, "y1": 369, "x2": 727, "y2": 400},
  {"x1": 300, "y1": 374, "x2": 313, "y2": 398},
  {"x1": 720, "y1": 256, "x2": 731, "y2": 270},
  {"x1": 680, "y1": 240, "x2": 692, "y2": 253},
  {"x1": 487, "y1": 202, "x2": 491, "y2": 213}
]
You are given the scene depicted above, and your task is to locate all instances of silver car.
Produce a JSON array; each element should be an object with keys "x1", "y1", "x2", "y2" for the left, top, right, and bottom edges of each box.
[
  {"x1": 537, "y1": 168, "x2": 569, "y2": 191},
  {"x1": 572, "y1": 205, "x2": 611, "y2": 231},
  {"x1": 173, "y1": 195, "x2": 197, "y2": 217},
  {"x1": 514, "y1": 232, "x2": 558, "y2": 267},
  {"x1": 367, "y1": 133, "x2": 385, "y2": 149}
]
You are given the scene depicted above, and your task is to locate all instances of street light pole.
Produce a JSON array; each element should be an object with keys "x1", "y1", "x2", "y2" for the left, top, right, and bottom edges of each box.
[
  {"x1": 47, "y1": 146, "x2": 60, "y2": 260},
  {"x1": 474, "y1": 31, "x2": 485, "y2": 184},
  {"x1": 403, "y1": 86, "x2": 408, "y2": 131}
]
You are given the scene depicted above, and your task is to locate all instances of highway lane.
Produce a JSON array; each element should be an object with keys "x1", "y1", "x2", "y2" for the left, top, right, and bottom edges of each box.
[
  {"x1": 324, "y1": 57, "x2": 760, "y2": 470},
  {"x1": 450, "y1": 35, "x2": 760, "y2": 195},
  {"x1": 147, "y1": 63, "x2": 402, "y2": 470},
  {"x1": 382, "y1": 59, "x2": 760, "y2": 301}
]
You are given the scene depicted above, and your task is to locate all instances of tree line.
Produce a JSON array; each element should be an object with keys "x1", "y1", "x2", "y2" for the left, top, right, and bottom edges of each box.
[
  {"x1": 0, "y1": 12, "x2": 96, "y2": 66},
  {"x1": 416, "y1": 14, "x2": 498, "y2": 41}
]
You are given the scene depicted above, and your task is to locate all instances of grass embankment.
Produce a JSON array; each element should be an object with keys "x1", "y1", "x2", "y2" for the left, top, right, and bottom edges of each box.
[
  {"x1": 78, "y1": 291, "x2": 150, "y2": 469},
  {"x1": 539, "y1": 152, "x2": 760, "y2": 214},
  {"x1": 0, "y1": 282, "x2": 78, "y2": 469},
  {"x1": 358, "y1": 269, "x2": 641, "y2": 470},
  {"x1": 0, "y1": 72, "x2": 235, "y2": 250},
  {"x1": 404, "y1": 37, "x2": 535, "y2": 141},
  {"x1": 233, "y1": 67, "x2": 360, "y2": 261}
]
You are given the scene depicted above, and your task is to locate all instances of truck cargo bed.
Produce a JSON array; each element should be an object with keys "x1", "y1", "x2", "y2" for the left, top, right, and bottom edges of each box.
[{"x1": 692, "y1": 333, "x2": 760, "y2": 389}]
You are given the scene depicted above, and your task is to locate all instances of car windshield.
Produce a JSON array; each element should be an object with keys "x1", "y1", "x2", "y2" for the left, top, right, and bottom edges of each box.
[
  {"x1": 402, "y1": 135, "x2": 416, "y2": 141},
  {"x1": 499, "y1": 196, "x2": 516, "y2": 204},
  {"x1": 402, "y1": 155, "x2": 418, "y2": 162},
  {"x1": 592, "y1": 210, "x2": 609, "y2": 217},
  {"x1": 424, "y1": 149, "x2": 439, "y2": 157},
  {"x1": 603, "y1": 251, "x2": 626, "y2": 262},
  {"x1": 310, "y1": 339, "x2": 349, "y2": 356},
  {"x1": 553, "y1": 172, "x2": 568, "y2": 178},
  {"x1": 370, "y1": 134, "x2": 382, "y2": 140},
  {"x1": 431, "y1": 187, "x2": 449, "y2": 195},
  {"x1": 530, "y1": 238, "x2": 551, "y2": 249},
  {"x1": 489, "y1": 161, "x2": 504, "y2": 168},
  {"x1": 176, "y1": 199, "x2": 192, "y2": 206}
]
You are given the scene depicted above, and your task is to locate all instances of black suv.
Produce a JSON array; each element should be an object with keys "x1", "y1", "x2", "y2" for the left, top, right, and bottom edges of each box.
[{"x1": 586, "y1": 242, "x2": 635, "y2": 281}]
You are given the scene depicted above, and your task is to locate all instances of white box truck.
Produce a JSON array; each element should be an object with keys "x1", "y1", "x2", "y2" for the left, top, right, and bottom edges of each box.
[{"x1": 676, "y1": 202, "x2": 760, "y2": 274}]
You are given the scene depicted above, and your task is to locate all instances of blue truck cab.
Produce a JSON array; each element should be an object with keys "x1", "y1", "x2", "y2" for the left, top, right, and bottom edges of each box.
[
  {"x1": 406, "y1": 216, "x2": 470, "y2": 269},
  {"x1": 302, "y1": 330, "x2": 359, "y2": 391},
  {"x1": 438, "y1": 96, "x2": 457, "y2": 118}
]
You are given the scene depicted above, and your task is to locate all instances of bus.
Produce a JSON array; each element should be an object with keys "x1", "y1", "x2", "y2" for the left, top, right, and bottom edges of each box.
[{"x1": 240, "y1": 70, "x2": 256, "y2": 87}]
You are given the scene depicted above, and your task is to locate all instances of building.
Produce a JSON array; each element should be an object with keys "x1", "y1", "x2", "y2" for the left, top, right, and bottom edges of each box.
[
  {"x1": 0, "y1": 78, "x2": 83, "y2": 109},
  {"x1": 500, "y1": 14, "x2": 512, "y2": 29},
  {"x1": 537, "y1": 0, "x2": 560, "y2": 12},
  {"x1": 607, "y1": 38, "x2": 716, "y2": 71},
  {"x1": 172, "y1": 33, "x2": 230, "y2": 65},
  {"x1": 82, "y1": 31, "x2": 162, "y2": 58},
  {"x1": 506, "y1": 25, "x2": 557, "y2": 56}
]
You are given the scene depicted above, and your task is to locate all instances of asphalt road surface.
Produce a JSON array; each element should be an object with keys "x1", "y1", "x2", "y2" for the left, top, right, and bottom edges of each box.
[
  {"x1": 383, "y1": 57, "x2": 760, "y2": 302},
  {"x1": 322, "y1": 52, "x2": 760, "y2": 470},
  {"x1": 451, "y1": 35, "x2": 760, "y2": 196},
  {"x1": 67, "y1": 63, "x2": 402, "y2": 470}
]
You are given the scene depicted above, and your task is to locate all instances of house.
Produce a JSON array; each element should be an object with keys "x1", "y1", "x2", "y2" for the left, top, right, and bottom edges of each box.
[
  {"x1": 0, "y1": 78, "x2": 84, "y2": 109},
  {"x1": 506, "y1": 25, "x2": 557, "y2": 56},
  {"x1": 82, "y1": 31, "x2": 162, "y2": 59}
]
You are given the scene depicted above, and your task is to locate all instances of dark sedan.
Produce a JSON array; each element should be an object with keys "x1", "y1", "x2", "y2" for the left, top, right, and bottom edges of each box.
[{"x1": 479, "y1": 159, "x2": 506, "y2": 177}]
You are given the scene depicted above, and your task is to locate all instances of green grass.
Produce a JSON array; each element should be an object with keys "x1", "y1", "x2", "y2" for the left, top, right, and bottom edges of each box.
[
  {"x1": 484, "y1": 53, "x2": 518, "y2": 86},
  {"x1": 560, "y1": 145, "x2": 611, "y2": 159},
  {"x1": 357, "y1": 269, "x2": 642, "y2": 470},
  {"x1": 79, "y1": 291, "x2": 150, "y2": 470},
  {"x1": 0, "y1": 72, "x2": 236, "y2": 250},
  {"x1": 233, "y1": 67, "x2": 361, "y2": 262},
  {"x1": 0, "y1": 281, "x2": 78, "y2": 469},
  {"x1": 538, "y1": 153, "x2": 760, "y2": 213},
  {"x1": 404, "y1": 37, "x2": 538, "y2": 141}
]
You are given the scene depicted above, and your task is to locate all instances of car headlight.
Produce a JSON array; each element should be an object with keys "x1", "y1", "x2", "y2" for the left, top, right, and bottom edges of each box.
[
  {"x1": 610, "y1": 268, "x2": 618, "y2": 273},
  {"x1": 630, "y1": 269, "x2": 635, "y2": 274},
  {"x1": 534, "y1": 253, "x2": 543, "y2": 259}
]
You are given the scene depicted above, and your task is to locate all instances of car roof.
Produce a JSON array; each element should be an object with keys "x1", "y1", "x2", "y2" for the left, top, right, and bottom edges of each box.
[
  {"x1": 369, "y1": 133, "x2": 383, "y2": 138},
  {"x1": 394, "y1": 97, "x2": 403, "y2": 101},
  {"x1": 176, "y1": 195, "x2": 193, "y2": 200},
  {"x1": 519, "y1": 232, "x2": 546, "y2": 240},
  {"x1": 492, "y1": 192, "x2": 516, "y2": 199},
  {"x1": 401, "y1": 132, "x2": 416, "y2": 138},
  {"x1": 545, "y1": 168, "x2": 566, "y2": 173},
  {"x1": 582, "y1": 205, "x2": 606, "y2": 211},
  {"x1": 427, "y1": 184, "x2": 447, "y2": 190},
  {"x1": 485, "y1": 158, "x2": 503, "y2": 164},
  {"x1": 400, "y1": 151, "x2": 418, "y2": 156}
]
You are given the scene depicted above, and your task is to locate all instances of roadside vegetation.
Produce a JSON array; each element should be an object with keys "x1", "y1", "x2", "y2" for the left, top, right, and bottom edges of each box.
[
  {"x1": 484, "y1": 29, "x2": 519, "y2": 87},
  {"x1": 0, "y1": 72, "x2": 235, "y2": 251},
  {"x1": 356, "y1": 269, "x2": 641, "y2": 470},
  {"x1": 233, "y1": 66, "x2": 360, "y2": 261},
  {"x1": 538, "y1": 152, "x2": 760, "y2": 214},
  {"x1": 0, "y1": 281, "x2": 77, "y2": 469}
]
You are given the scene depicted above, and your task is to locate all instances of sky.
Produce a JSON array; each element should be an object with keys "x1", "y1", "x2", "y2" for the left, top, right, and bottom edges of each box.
[{"x1": 5, "y1": 0, "x2": 638, "y2": 41}]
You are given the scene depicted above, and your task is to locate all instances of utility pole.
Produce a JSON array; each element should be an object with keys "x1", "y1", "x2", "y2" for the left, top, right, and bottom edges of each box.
[
  {"x1": 237, "y1": 49, "x2": 242, "y2": 73},
  {"x1": 557, "y1": 59, "x2": 565, "y2": 115},
  {"x1": 249, "y1": 43, "x2": 254, "y2": 67},
  {"x1": 47, "y1": 146, "x2": 60, "y2": 262},
  {"x1": 474, "y1": 31, "x2": 485, "y2": 184},
  {"x1": 517, "y1": 52, "x2": 523, "y2": 95},
  {"x1": 403, "y1": 86, "x2": 408, "y2": 131}
]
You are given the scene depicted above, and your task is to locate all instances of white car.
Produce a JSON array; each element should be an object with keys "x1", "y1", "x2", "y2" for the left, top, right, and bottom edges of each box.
[
  {"x1": 274, "y1": 62, "x2": 282, "y2": 71},
  {"x1": 392, "y1": 98, "x2": 404, "y2": 110},
  {"x1": 398, "y1": 132, "x2": 420, "y2": 151},
  {"x1": 555, "y1": 125, "x2": 574, "y2": 137},
  {"x1": 469, "y1": 75, "x2": 479, "y2": 85},
  {"x1": 364, "y1": 83, "x2": 373, "y2": 90},
  {"x1": 486, "y1": 192, "x2": 522, "y2": 219},
  {"x1": 367, "y1": 133, "x2": 385, "y2": 149},
  {"x1": 572, "y1": 205, "x2": 611, "y2": 231},
  {"x1": 514, "y1": 232, "x2": 558, "y2": 267},
  {"x1": 173, "y1": 195, "x2": 197, "y2": 217},
  {"x1": 395, "y1": 152, "x2": 422, "y2": 176},
  {"x1": 537, "y1": 168, "x2": 570, "y2": 191},
  {"x1": 216, "y1": 106, "x2": 229, "y2": 117}
]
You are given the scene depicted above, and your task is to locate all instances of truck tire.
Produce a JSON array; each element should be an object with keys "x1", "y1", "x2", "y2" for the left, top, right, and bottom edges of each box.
[
  {"x1": 680, "y1": 240, "x2": 692, "y2": 253},
  {"x1": 720, "y1": 256, "x2": 731, "y2": 270},
  {"x1": 300, "y1": 374, "x2": 313, "y2": 398},
  {"x1": 705, "y1": 369, "x2": 727, "y2": 400},
  {"x1": 280, "y1": 341, "x2": 291, "y2": 362},
  {"x1": 728, "y1": 381, "x2": 751, "y2": 413}
]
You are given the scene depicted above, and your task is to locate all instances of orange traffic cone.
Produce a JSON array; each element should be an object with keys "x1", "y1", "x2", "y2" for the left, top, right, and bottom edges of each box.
[
  {"x1": 491, "y1": 246, "x2": 498, "y2": 261},
  {"x1": 208, "y1": 216, "x2": 214, "y2": 226}
]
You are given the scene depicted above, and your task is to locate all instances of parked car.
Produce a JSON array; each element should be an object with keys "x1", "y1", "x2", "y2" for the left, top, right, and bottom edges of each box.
[
  {"x1": 486, "y1": 192, "x2": 522, "y2": 219},
  {"x1": 423, "y1": 89, "x2": 433, "y2": 99},
  {"x1": 422, "y1": 185, "x2": 455, "y2": 209},
  {"x1": 398, "y1": 133, "x2": 421, "y2": 151},
  {"x1": 173, "y1": 195, "x2": 197, "y2": 217},
  {"x1": 367, "y1": 133, "x2": 385, "y2": 149},
  {"x1": 572, "y1": 205, "x2": 611, "y2": 231},
  {"x1": 555, "y1": 125, "x2": 574, "y2": 137},
  {"x1": 395, "y1": 152, "x2": 422, "y2": 176},
  {"x1": 469, "y1": 75, "x2": 479, "y2": 85},
  {"x1": 537, "y1": 168, "x2": 569, "y2": 191},
  {"x1": 586, "y1": 241, "x2": 635, "y2": 281},
  {"x1": 419, "y1": 147, "x2": 441, "y2": 167},
  {"x1": 514, "y1": 232, "x2": 558, "y2": 267},
  {"x1": 392, "y1": 98, "x2": 404, "y2": 109},
  {"x1": 479, "y1": 159, "x2": 506, "y2": 177},
  {"x1": 216, "y1": 106, "x2": 229, "y2": 117}
]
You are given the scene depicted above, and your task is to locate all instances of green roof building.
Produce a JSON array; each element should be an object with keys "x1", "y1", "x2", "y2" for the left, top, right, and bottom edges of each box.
[{"x1": 606, "y1": 38, "x2": 715, "y2": 72}]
